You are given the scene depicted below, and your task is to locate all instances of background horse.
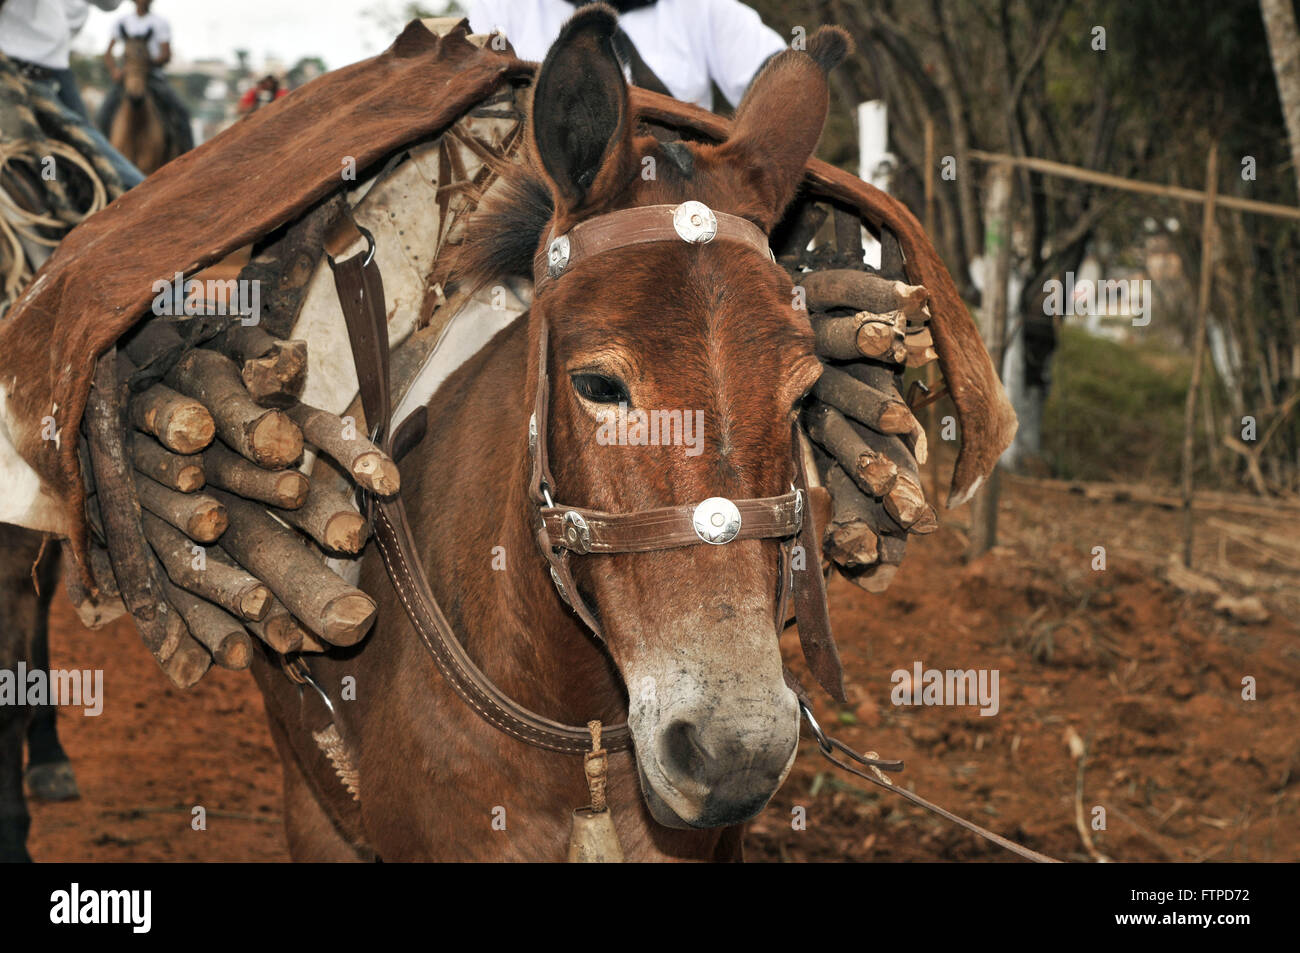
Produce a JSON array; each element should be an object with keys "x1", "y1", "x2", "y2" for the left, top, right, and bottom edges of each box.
[
  {"x1": 103, "y1": 34, "x2": 175, "y2": 175},
  {"x1": 252, "y1": 9, "x2": 851, "y2": 861}
]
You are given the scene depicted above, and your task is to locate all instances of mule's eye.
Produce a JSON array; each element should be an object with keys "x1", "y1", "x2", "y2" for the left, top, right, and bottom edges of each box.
[{"x1": 572, "y1": 373, "x2": 629, "y2": 405}]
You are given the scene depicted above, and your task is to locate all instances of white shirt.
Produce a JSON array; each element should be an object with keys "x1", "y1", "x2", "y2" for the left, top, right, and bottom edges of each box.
[
  {"x1": 113, "y1": 9, "x2": 171, "y2": 61},
  {"x1": 468, "y1": 0, "x2": 787, "y2": 110},
  {"x1": 0, "y1": 0, "x2": 123, "y2": 69}
]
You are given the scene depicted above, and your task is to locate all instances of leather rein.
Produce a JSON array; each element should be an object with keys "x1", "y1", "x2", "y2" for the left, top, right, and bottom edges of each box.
[{"x1": 323, "y1": 203, "x2": 1057, "y2": 863}]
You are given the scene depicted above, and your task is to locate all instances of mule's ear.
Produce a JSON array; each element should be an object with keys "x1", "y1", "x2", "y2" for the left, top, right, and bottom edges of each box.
[
  {"x1": 718, "y1": 26, "x2": 854, "y2": 230},
  {"x1": 530, "y1": 4, "x2": 635, "y2": 215}
]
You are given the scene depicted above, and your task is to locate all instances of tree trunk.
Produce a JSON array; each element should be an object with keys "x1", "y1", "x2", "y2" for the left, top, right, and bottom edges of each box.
[
  {"x1": 967, "y1": 164, "x2": 1014, "y2": 557},
  {"x1": 1261, "y1": 0, "x2": 1300, "y2": 198}
]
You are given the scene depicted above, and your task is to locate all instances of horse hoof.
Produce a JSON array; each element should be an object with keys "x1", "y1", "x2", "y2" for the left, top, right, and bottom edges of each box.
[{"x1": 25, "y1": 760, "x2": 80, "y2": 802}]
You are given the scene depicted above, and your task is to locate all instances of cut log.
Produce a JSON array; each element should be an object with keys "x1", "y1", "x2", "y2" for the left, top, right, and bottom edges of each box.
[
  {"x1": 142, "y1": 510, "x2": 271, "y2": 621},
  {"x1": 165, "y1": 348, "x2": 302, "y2": 468},
  {"x1": 210, "y1": 329, "x2": 308, "y2": 408},
  {"x1": 814, "y1": 365, "x2": 916, "y2": 435},
  {"x1": 130, "y1": 432, "x2": 204, "y2": 492},
  {"x1": 273, "y1": 479, "x2": 369, "y2": 555},
  {"x1": 802, "y1": 269, "x2": 927, "y2": 316},
  {"x1": 824, "y1": 466, "x2": 880, "y2": 568},
  {"x1": 803, "y1": 401, "x2": 897, "y2": 497},
  {"x1": 842, "y1": 362, "x2": 929, "y2": 466},
  {"x1": 162, "y1": 580, "x2": 253, "y2": 670},
  {"x1": 208, "y1": 488, "x2": 377, "y2": 646},
  {"x1": 286, "y1": 403, "x2": 400, "y2": 497},
  {"x1": 810, "y1": 310, "x2": 904, "y2": 361},
  {"x1": 133, "y1": 472, "x2": 227, "y2": 543},
  {"x1": 160, "y1": 630, "x2": 212, "y2": 689},
  {"x1": 244, "y1": 596, "x2": 304, "y2": 654},
  {"x1": 202, "y1": 441, "x2": 310, "y2": 509},
  {"x1": 905, "y1": 326, "x2": 939, "y2": 367},
  {"x1": 86, "y1": 350, "x2": 185, "y2": 667},
  {"x1": 127, "y1": 379, "x2": 216, "y2": 455}
]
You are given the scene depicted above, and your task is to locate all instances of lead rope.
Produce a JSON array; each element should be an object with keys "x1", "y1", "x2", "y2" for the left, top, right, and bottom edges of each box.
[
  {"x1": 800, "y1": 703, "x2": 1060, "y2": 863},
  {"x1": 567, "y1": 720, "x2": 624, "y2": 862}
]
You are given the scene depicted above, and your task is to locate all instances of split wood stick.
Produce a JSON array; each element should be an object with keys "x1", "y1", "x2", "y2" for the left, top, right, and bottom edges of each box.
[
  {"x1": 273, "y1": 480, "x2": 368, "y2": 555},
  {"x1": 824, "y1": 466, "x2": 880, "y2": 568},
  {"x1": 133, "y1": 472, "x2": 227, "y2": 543},
  {"x1": 286, "y1": 402, "x2": 400, "y2": 497},
  {"x1": 244, "y1": 595, "x2": 303, "y2": 654},
  {"x1": 882, "y1": 471, "x2": 930, "y2": 530},
  {"x1": 162, "y1": 579, "x2": 253, "y2": 670},
  {"x1": 803, "y1": 401, "x2": 897, "y2": 497},
  {"x1": 142, "y1": 510, "x2": 271, "y2": 621},
  {"x1": 210, "y1": 327, "x2": 308, "y2": 408},
  {"x1": 160, "y1": 629, "x2": 212, "y2": 689},
  {"x1": 814, "y1": 365, "x2": 916, "y2": 435},
  {"x1": 208, "y1": 488, "x2": 377, "y2": 645},
  {"x1": 86, "y1": 350, "x2": 186, "y2": 666},
  {"x1": 296, "y1": 629, "x2": 328, "y2": 653},
  {"x1": 130, "y1": 431, "x2": 204, "y2": 492},
  {"x1": 165, "y1": 348, "x2": 302, "y2": 468},
  {"x1": 802, "y1": 269, "x2": 927, "y2": 316},
  {"x1": 126, "y1": 371, "x2": 216, "y2": 455},
  {"x1": 202, "y1": 440, "x2": 309, "y2": 509}
]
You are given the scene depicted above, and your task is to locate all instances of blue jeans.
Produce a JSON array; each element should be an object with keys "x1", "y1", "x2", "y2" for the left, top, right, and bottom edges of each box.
[{"x1": 30, "y1": 75, "x2": 144, "y2": 190}]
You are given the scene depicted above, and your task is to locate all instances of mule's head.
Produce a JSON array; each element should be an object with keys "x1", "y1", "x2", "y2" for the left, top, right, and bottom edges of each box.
[
  {"x1": 121, "y1": 33, "x2": 152, "y2": 100},
  {"x1": 466, "y1": 5, "x2": 850, "y2": 829}
]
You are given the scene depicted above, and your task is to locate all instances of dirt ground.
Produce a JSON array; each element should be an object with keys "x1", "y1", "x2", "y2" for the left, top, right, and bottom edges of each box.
[{"x1": 26, "y1": 476, "x2": 1300, "y2": 862}]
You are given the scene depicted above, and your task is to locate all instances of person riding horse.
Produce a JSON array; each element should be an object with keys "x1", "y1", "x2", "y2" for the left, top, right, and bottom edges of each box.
[{"x1": 97, "y1": 0, "x2": 194, "y2": 164}]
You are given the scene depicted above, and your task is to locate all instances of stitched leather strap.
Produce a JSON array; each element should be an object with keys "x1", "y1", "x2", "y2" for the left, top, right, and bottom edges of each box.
[
  {"x1": 533, "y1": 202, "x2": 773, "y2": 296},
  {"x1": 540, "y1": 491, "x2": 801, "y2": 554}
]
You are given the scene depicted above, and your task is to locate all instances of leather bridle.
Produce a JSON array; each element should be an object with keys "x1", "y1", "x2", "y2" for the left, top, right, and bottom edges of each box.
[{"x1": 323, "y1": 201, "x2": 1058, "y2": 863}]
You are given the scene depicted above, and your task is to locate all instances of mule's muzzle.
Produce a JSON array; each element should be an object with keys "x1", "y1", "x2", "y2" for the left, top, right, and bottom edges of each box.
[{"x1": 632, "y1": 682, "x2": 800, "y2": 829}]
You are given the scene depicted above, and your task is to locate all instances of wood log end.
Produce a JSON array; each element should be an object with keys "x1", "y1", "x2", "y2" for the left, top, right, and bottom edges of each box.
[
  {"x1": 237, "y1": 584, "x2": 273, "y2": 622},
  {"x1": 324, "y1": 511, "x2": 369, "y2": 555},
  {"x1": 160, "y1": 635, "x2": 211, "y2": 689},
  {"x1": 247, "y1": 412, "x2": 304, "y2": 468},
  {"x1": 185, "y1": 500, "x2": 228, "y2": 543},
  {"x1": 319, "y1": 592, "x2": 378, "y2": 646},
  {"x1": 276, "y1": 471, "x2": 312, "y2": 509},
  {"x1": 162, "y1": 404, "x2": 216, "y2": 454},
  {"x1": 352, "y1": 451, "x2": 401, "y2": 497},
  {"x1": 175, "y1": 464, "x2": 206, "y2": 493}
]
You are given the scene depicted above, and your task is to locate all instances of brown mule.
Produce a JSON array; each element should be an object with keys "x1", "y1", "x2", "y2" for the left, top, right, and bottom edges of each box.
[
  {"x1": 254, "y1": 7, "x2": 852, "y2": 860},
  {"x1": 107, "y1": 35, "x2": 172, "y2": 175}
]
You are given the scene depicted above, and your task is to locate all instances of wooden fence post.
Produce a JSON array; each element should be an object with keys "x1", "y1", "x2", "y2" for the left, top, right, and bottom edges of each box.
[
  {"x1": 1181, "y1": 145, "x2": 1219, "y2": 568},
  {"x1": 968, "y1": 163, "x2": 1014, "y2": 556}
]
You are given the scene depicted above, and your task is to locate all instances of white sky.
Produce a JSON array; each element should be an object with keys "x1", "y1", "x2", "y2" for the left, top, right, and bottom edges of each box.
[{"x1": 72, "y1": 1, "x2": 462, "y2": 73}]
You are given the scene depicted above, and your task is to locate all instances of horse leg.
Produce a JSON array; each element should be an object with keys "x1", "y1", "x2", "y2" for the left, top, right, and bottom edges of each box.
[
  {"x1": 0, "y1": 525, "x2": 47, "y2": 861},
  {"x1": 23, "y1": 541, "x2": 78, "y2": 802},
  {"x1": 266, "y1": 715, "x2": 366, "y2": 862}
]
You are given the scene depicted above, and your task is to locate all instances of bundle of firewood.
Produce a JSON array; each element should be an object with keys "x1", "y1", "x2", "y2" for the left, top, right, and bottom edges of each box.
[
  {"x1": 784, "y1": 206, "x2": 940, "y2": 594},
  {"x1": 78, "y1": 312, "x2": 399, "y2": 689}
]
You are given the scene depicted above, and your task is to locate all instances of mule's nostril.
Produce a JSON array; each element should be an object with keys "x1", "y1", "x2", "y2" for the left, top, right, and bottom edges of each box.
[{"x1": 660, "y1": 719, "x2": 712, "y2": 781}]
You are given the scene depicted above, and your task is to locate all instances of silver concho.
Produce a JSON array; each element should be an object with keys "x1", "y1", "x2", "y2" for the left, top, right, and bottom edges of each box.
[
  {"x1": 692, "y1": 497, "x2": 742, "y2": 545},
  {"x1": 547, "y1": 235, "x2": 571, "y2": 277},
  {"x1": 673, "y1": 201, "x2": 718, "y2": 244},
  {"x1": 563, "y1": 510, "x2": 592, "y2": 554}
]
